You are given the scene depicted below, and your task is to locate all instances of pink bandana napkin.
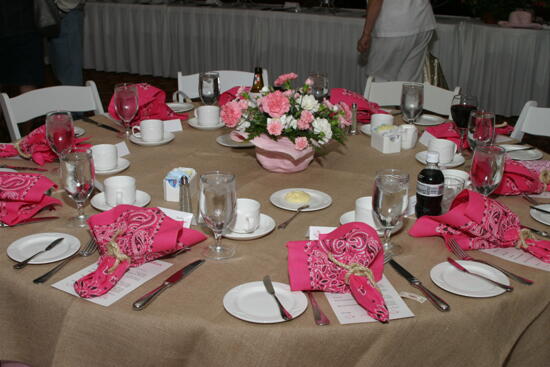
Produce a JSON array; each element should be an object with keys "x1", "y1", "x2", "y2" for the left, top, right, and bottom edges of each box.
[
  {"x1": 0, "y1": 125, "x2": 90, "y2": 166},
  {"x1": 0, "y1": 172, "x2": 61, "y2": 226},
  {"x1": 219, "y1": 86, "x2": 249, "y2": 107},
  {"x1": 74, "y1": 205, "x2": 207, "y2": 298},
  {"x1": 409, "y1": 190, "x2": 550, "y2": 262},
  {"x1": 329, "y1": 88, "x2": 387, "y2": 124},
  {"x1": 107, "y1": 83, "x2": 188, "y2": 127},
  {"x1": 287, "y1": 222, "x2": 389, "y2": 323},
  {"x1": 426, "y1": 122, "x2": 515, "y2": 150},
  {"x1": 494, "y1": 159, "x2": 549, "y2": 195}
]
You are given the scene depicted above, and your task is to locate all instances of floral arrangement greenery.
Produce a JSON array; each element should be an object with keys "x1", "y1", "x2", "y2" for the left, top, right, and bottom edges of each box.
[{"x1": 220, "y1": 73, "x2": 350, "y2": 152}]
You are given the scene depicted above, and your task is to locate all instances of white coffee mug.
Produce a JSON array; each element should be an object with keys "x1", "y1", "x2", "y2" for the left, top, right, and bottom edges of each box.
[
  {"x1": 104, "y1": 176, "x2": 136, "y2": 207},
  {"x1": 131, "y1": 119, "x2": 164, "y2": 142},
  {"x1": 399, "y1": 124, "x2": 418, "y2": 150},
  {"x1": 194, "y1": 106, "x2": 220, "y2": 126},
  {"x1": 355, "y1": 196, "x2": 374, "y2": 224},
  {"x1": 370, "y1": 114, "x2": 394, "y2": 130},
  {"x1": 428, "y1": 138, "x2": 457, "y2": 164},
  {"x1": 91, "y1": 144, "x2": 118, "y2": 171},
  {"x1": 229, "y1": 198, "x2": 260, "y2": 234}
]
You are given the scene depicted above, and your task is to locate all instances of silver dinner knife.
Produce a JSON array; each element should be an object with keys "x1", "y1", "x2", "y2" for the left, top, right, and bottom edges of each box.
[
  {"x1": 132, "y1": 259, "x2": 205, "y2": 311},
  {"x1": 447, "y1": 258, "x2": 513, "y2": 292},
  {"x1": 389, "y1": 259, "x2": 450, "y2": 312},
  {"x1": 263, "y1": 275, "x2": 293, "y2": 321},
  {"x1": 13, "y1": 237, "x2": 64, "y2": 270}
]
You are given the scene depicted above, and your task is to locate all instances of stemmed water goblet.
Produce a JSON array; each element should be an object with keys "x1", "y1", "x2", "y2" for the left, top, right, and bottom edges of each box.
[
  {"x1": 60, "y1": 149, "x2": 95, "y2": 228},
  {"x1": 467, "y1": 110, "x2": 495, "y2": 151},
  {"x1": 450, "y1": 94, "x2": 478, "y2": 156},
  {"x1": 308, "y1": 73, "x2": 329, "y2": 101},
  {"x1": 45, "y1": 110, "x2": 75, "y2": 174},
  {"x1": 199, "y1": 171, "x2": 237, "y2": 260},
  {"x1": 470, "y1": 145, "x2": 505, "y2": 196},
  {"x1": 113, "y1": 83, "x2": 139, "y2": 137},
  {"x1": 372, "y1": 169, "x2": 409, "y2": 257},
  {"x1": 401, "y1": 83, "x2": 423, "y2": 124},
  {"x1": 199, "y1": 72, "x2": 220, "y2": 105}
]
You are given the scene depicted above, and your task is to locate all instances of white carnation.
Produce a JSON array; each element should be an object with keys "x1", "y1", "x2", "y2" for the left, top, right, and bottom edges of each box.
[
  {"x1": 236, "y1": 119, "x2": 250, "y2": 131},
  {"x1": 280, "y1": 114, "x2": 297, "y2": 130},
  {"x1": 300, "y1": 95, "x2": 320, "y2": 112},
  {"x1": 312, "y1": 118, "x2": 332, "y2": 144}
]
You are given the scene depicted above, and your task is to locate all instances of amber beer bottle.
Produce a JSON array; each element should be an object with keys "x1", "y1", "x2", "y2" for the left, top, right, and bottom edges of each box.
[{"x1": 250, "y1": 67, "x2": 264, "y2": 93}]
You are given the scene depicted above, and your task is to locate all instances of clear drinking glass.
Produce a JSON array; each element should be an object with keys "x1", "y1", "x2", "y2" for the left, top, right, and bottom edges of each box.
[
  {"x1": 45, "y1": 111, "x2": 75, "y2": 159},
  {"x1": 308, "y1": 73, "x2": 329, "y2": 101},
  {"x1": 467, "y1": 110, "x2": 495, "y2": 151},
  {"x1": 450, "y1": 95, "x2": 478, "y2": 155},
  {"x1": 470, "y1": 145, "x2": 505, "y2": 196},
  {"x1": 113, "y1": 83, "x2": 139, "y2": 136},
  {"x1": 401, "y1": 82, "x2": 423, "y2": 124},
  {"x1": 61, "y1": 150, "x2": 95, "y2": 228},
  {"x1": 372, "y1": 169, "x2": 409, "y2": 257},
  {"x1": 441, "y1": 177, "x2": 465, "y2": 213},
  {"x1": 199, "y1": 72, "x2": 220, "y2": 105},
  {"x1": 199, "y1": 171, "x2": 237, "y2": 260}
]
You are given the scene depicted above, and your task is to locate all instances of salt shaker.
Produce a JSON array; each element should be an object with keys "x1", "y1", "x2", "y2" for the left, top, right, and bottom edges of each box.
[
  {"x1": 350, "y1": 103, "x2": 358, "y2": 135},
  {"x1": 179, "y1": 175, "x2": 192, "y2": 214}
]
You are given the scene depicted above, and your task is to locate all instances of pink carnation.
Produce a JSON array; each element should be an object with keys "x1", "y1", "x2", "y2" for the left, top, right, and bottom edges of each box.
[
  {"x1": 220, "y1": 101, "x2": 244, "y2": 128},
  {"x1": 294, "y1": 136, "x2": 309, "y2": 151},
  {"x1": 339, "y1": 102, "x2": 352, "y2": 127},
  {"x1": 339, "y1": 115, "x2": 351, "y2": 127},
  {"x1": 267, "y1": 119, "x2": 283, "y2": 136},
  {"x1": 297, "y1": 110, "x2": 314, "y2": 130},
  {"x1": 274, "y1": 73, "x2": 298, "y2": 87},
  {"x1": 305, "y1": 78, "x2": 314, "y2": 86},
  {"x1": 260, "y1": 91, "x2": 290, "y2": 118},
  {"x1": 283, "y1": 90, "x2": 294, "y2": 97}
]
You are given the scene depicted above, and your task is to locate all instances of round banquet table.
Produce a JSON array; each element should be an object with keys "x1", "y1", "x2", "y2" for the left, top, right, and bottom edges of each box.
[{"x1": 1, "y1": 114, "x2": 549, "y2": 367}]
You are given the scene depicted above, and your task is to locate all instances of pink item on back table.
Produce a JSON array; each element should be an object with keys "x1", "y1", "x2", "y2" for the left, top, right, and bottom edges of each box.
[
  {"x1": 0, "y1": 172, "x2": 61, "y2": 226},
  {"x1": 287, "y1": 222, "x2": 389, "y2": 323},
  {"x1": 74, "y1": 205, "x2": 207, "y2": 298},
  {"x1": 494, "y1": 159, "x2": 549, "y2": 195},
  {"x1": 329, "y1": 88, "x2": 387, "y2": 124},
  {"x1": 426, "y1": 122, "x2": 515, "y2": 150},
  {"x1": 107, "y1": 83, "x2": 188, "y2": 127},
  {"x1": 409, "y1": 190, "x2": 550, "y2": 262}
]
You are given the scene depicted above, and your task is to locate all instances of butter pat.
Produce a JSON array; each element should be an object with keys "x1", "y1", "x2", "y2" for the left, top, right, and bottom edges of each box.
[
  {"x1": 284, "y1": 190, "x2": 311, "y2": 204},
  {"x1": 371, "y1": 126, "x2": 402, "y2": 154},
  {"x1": 163, "y1": 167, "x2": 197, "y2": 202}
]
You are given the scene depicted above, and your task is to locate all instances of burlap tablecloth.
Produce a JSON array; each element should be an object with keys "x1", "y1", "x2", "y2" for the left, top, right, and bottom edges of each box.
[{"x1": 1, "y1": 115, "x2": 549, "y2": 367}]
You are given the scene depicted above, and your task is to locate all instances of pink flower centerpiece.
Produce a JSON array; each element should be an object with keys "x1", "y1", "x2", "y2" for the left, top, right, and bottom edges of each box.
[{"x1": 220, "y1": 73, "x2": 350, "y2": 173}]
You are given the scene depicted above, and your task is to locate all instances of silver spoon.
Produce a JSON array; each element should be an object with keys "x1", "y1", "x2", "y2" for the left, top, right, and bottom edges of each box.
[{"x1": 277, "y1": 205, "x2": 309, "y2": 229}]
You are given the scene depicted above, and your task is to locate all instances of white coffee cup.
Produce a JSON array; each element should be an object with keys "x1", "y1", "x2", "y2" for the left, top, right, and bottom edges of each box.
[
  {"x1": 370, "y1": 114, "x2": 394, "y2": 130},
  {"x1": 399, "y1": 125, "x2": 418, "y2": 150},
  {"x1": 131, "y1": 119, "x2": 164, "y2": 142},
  {"x1": 194, "y1": 106, "x2": 220, "y2": 126},
  {"x1": 104, "y1": 176, "x2": 136, "y2": 207},
  {"x1": 428, "y1": 138, "x2": 457, "y2": 164},
  {"x1": 229, "y1": 198, "x2": 261, "y2": 234},
  {"x1": 91, "y1": 144, "x2": 118, "y2": 171},
  {"x1": 355, "y1": 196, "x2": 374, "y2": 224}
]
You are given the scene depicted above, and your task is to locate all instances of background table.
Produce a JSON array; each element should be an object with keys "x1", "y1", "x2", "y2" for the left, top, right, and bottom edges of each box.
[{"x1": 1, "y1": 115, "x2": 549, "y2": 366}]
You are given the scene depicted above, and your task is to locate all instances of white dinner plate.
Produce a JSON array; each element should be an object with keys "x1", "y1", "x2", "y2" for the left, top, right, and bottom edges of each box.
[
  {"x1": 414, "y1": 114, "x2": 446, "y2": 126},
  {"x1": 129, "y1": 132, "x2": 175, "y2": 146},
  {"x1": 0, "y1": 168, "x2": 17, "y2": 173},
  {"x1": 430, "y1": 260, "x2": 509, "y2": 298},
  {"x1": 360, "y1": 124, "x2": 372, "y2": 136},
  {"x1": 339, "y1": 210, "x2": 403, "y2": 236},
  {"x1": 416, "y1": 151, "x2": 465, "y2": 168},
  {"x1": 74, "y1": 126, "x2": 86, "y2": 137},
  {"x1": 7, "y1": 233, "x2": 80, "y2": 264},
  {"x1": 94, "y1": 158, "x2": 130, "y2": 175},
  {"x1": 529, "y1": 204, "x2": 550, "y2": 226},
  {"x1": 224, "y1": 214, "x2": 276, "y2": 240},
  {"x1": 223, "y1": 281, "x2": 307, "y2": 323},
  {"x1": 216, "y1": 133, "x2": 254, "y2": 148},
  {"x1": 187, "y1": 117, "x2": 225, "y2": 131},
  {"x1": 91, "y1": 190, "x2": 151, "y2": 211},
  {"x1": 500, "y1": 145, "x2": 544, "y2": 161},
  {"x1": 270, "y1": 188, "x2": 332, "y2": 212},
  {"x1": 167, "y1": 102, "x2": 194, "y2": 113}
]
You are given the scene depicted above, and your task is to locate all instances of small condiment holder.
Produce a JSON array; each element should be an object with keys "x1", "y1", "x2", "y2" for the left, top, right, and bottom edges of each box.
[
  {"x1": 371, "y1": 126, "x2": 402, "y2": 154},
  {"x1": 163, "y1": 168, "x2": 197, "y2": 202}
]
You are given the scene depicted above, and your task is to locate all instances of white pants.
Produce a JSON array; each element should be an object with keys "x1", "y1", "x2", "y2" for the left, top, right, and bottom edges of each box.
[{"x1": 366, "y1": 30, "x2": 433, "y2": 82}]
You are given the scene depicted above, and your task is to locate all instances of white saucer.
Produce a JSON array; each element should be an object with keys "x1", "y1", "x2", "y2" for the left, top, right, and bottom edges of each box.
[
  {"x1": 167, "y1": 102, "x2": 194, "y2": 113},
  {"x1": 216, "y1": 133, "x2": 254, "y2": 148},
  {"x1": 74, "y1": 126, "x2": 85, "y2": 137},
  {"x1": 129, "y1": 132, "x2": 175, "y2": 146},
  {"x1": 223, "y1": 281, "x2": 307, "y2": 323},
  {"x1": 339, "y1": 210, "x2": 403, "y2": 235},
  {"x1": 416, "y1": 151, "x2": 465, "y2": 168},
  {"x1": 224, "y1": 214, "x2": 276, "y2": 240},
  {"x1": 270, "y1": 188, "x2": 332, "y2": 212},
  {"x1": 90, "y1": 190, "x2": 151, "y2": 211},
  {"x1": 360, "y1": 124, "x2": 372, "y2": 136},
  {"x1": 430, "y1": 260, "x2": 509, "y2": 298},
  {"x1": 94, "y1": 158, "x2": 130, "y2": 175},
  {"x1": 530, "y1": 204, "x2": 550, "y2": 226},
  {"x1": 500, "y1": 145, "x2": 544, "y2": 161},
  {"x1": 414, "y1": 114, "x2": 446, "y2": 126},
  {"x1": 7, "y1": 233, "x2": 80, "y2": 264},
  {"x1": 187, "y1": 117, "x2": 225, "y2": 131}
]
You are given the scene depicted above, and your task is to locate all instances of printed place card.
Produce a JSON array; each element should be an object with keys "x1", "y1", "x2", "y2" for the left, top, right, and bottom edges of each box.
[
  {"x1": 115, "y1": 141, "x2": 130, "y2": 157},
  {"x1": 481, "y1": 247, "x2": 550, "y2": 272},
  {"x1": 163, "y1": 119, "x2": 183, "y2": 133}
]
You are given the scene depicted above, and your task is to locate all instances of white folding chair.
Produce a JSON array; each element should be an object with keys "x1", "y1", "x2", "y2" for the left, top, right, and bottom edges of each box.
[
  {"x1": 510, "y1": 101, "x2": 550, "y2": 140},
  {"x1": 363, "y1": 76, "x2": 460, "y2": 118},
  {"x1": 176, "y1": 69, "x2": 270, "y2": 102},
  {"x1": 0, "y1": 80, "x2": 104, "y2": 141}
]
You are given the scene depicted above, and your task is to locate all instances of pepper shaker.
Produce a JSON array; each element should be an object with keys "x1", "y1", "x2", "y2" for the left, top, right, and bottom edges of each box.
[
  {"x1": 350, "y1": 103, "x2": 358, "y2": 135},
  {"x1": 179, "y1": 175, "x2": 192, "y2": 214}
]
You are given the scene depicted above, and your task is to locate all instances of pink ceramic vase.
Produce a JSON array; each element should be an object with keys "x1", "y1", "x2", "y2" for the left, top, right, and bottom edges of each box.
[{"x1": 251, "y1": 134, "x2": 314, "y2": 173}]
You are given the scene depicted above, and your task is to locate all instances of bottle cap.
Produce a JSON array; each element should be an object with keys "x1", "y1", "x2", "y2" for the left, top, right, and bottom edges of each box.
[{"x1": 426, "y1": 151, "x2": 440, "y2": 163}]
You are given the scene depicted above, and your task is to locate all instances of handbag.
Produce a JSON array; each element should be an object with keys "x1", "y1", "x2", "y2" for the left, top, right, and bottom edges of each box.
[{"x1": 33, "y1": 0, "x2": 61, "y2": 38}]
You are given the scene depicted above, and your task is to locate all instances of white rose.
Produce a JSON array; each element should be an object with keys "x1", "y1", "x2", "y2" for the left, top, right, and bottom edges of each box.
[
  {"x1": 300, "y1": 95, "x2": 320, "y2": 112},
  {"x1": 312, "y1": 118, "x2": 332, "y2": 144},
  {"x1": 280, "y1": 114, "x2": 297, "y2": 130}
]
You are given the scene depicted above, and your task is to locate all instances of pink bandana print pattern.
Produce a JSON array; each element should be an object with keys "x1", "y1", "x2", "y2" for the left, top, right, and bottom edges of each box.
[{"x1": 0, "y1": 173, "x2": 41, "y2": 201}]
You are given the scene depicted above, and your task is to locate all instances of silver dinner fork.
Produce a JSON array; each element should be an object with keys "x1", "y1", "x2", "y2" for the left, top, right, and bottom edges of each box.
[
  {"x1": 447, "y1": 239, "x2": 533, "y2": 285},
  {"x1": 33, "y1": 239, "x2": 98, "y2": 284}
]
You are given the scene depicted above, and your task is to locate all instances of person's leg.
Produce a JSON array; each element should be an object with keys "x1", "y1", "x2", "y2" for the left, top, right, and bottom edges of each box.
[
  {"x1": 396, "y1": 30, "x2": 433, "y2": 83},
  {"x1": 365, "y1": 34, "x2": 420, "y2": 82}
]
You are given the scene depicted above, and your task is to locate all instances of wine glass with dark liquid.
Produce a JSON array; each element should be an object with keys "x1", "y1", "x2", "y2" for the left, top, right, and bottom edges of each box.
[{"x1": 450, "y1": 95, "x2": 477, "y2": 155}]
